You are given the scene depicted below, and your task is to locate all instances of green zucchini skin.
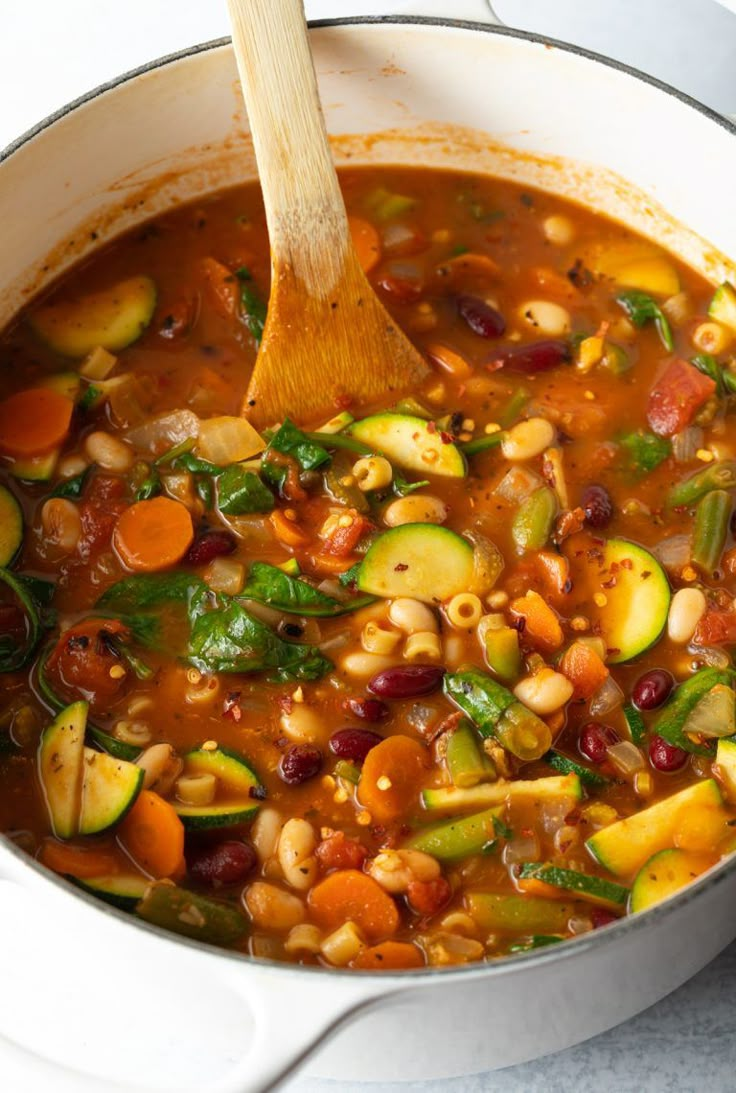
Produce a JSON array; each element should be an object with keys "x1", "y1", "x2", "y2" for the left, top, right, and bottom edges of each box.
[
  {"x1": 0, "y1": 485, "x2": 23, "y2": 567},
  {"x1": 519, "y1": 863, "x2": 629, "y2": 908},
  {"x1": 544, "y1": 750, "x2": 610, "y2": 789},
  {"x1": 652, "y1": 668, "x2": 735, "y2": 756},
  {"x1": 357, "y1": 523, "x2": 474, "y2": 604},
  {"x1": 174, "y1": 746, "x2": 263, "y2": 830},
  {"x1": 75, "y1": 873, "x2": 150, "y2": 911},
  {"x1": 405, "y1": 807, "x2": 503, "y2": 861},
  {"x1": 29, "y1": 275, "x2": 157, "y2": 358}
]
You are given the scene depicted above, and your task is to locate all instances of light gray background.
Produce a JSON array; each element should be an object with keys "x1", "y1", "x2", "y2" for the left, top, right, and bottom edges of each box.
[{"x1": 1, "y1": 2, "x2": 735, "y2": 1091}]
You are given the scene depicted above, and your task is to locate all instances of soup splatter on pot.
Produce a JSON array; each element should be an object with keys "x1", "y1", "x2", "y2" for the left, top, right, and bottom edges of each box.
[{"x1": 2, "y1": 168, "x2": 736, "y2": 968}]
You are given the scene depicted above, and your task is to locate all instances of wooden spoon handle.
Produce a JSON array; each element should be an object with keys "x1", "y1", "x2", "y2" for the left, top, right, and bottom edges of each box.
[{"x1": 227, "y1": 0, "x2": 350, "y2": 296}]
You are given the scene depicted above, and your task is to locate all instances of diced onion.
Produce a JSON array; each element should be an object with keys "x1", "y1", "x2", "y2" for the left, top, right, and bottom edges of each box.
[
  {"x1": 127, "y1": 409, "x2": 200, "y2": 453},
  {"x1": 671, "y1": 427, "x2": 703, "y2": 464},
  {"x1": 653, "y1": 534, "x2": 692, "y2": 573},
  {"x1": 606, "y1": 741, "x2": 645, "y2": 775},
  {"x1": 466, "y1": 532, "x2": 504, "y2": 596},
  {"x1": 693, "y1": 646, "x2": 732, "y2": 669},
  {"x1": 495, "y1": 466, "x2": 543, "y2": 504},
  {"x1": 503, "y1": 831, "x2": 540, "y2": 864},
  {"x1": 381, "y1": 222, "x2": 422, "y2": 253},
  {"x1": 197, "y1": 416, "x2": 265, "y2": 464},
  {"x1": 589, "y1": 675, "x2": 624, "y2": 717}
]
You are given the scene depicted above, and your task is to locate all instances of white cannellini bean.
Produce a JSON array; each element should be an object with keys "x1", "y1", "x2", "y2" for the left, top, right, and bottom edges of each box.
[
  {"x1": 136, "y1": 743, "x2": 183, "y2": 792},
  {"x1": 56, "y1": 453, "x2": 89, "y2": 479},
  {"x1": 277, "y1": 818, "x2": 318, "y2": 891},
  {"x1": 514, "y1": 668, "x2": 574, "y2": 715},
  {"x1": 40, "y1": 498, "x2": 82, "y2": 553},
  {"x1": 668, "y1": 587, "x2": 707, "y2": 643},
  {"x1": 367, "y1": 848, "x2": 440, "y2": 894},
  {"x1": 388, "y1": 598, "x2": 439, "y2": 634},
  {"x1": 244, "y1": 882, "x2": 305, "y2": 931},
  {"x1": 519, "y1": 300, "x2": 571, "y2": 337},
  {"x1": 383, "y1": 494, "x2": 448, "y2": 527},
  {"x1": 542, "y1": 214, "x2": 575, "y2": 247},
  {"x1": 501, "y1": 417, "x2": 556, "y2": 462},
  {"x1": 279, "y1": 702, "x2": 327, "y2": 744},
  {"x1": 84, "y1": 430, "x2": 134, "y2": 472},
  {"x1": 250, "y1": 807, "x2": 283, "y2": 863},
  {"x1": 339, "y1": 651, "x2": 396, "y2": 679}
]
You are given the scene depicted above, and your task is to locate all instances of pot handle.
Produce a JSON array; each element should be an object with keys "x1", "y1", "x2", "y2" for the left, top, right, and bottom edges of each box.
[
  {"x1": 396, "y1": 0, "x2": 503, "y2": 24},
  {"x1": 0, "y1": 843, "x2": 393, "y2": 1093}
]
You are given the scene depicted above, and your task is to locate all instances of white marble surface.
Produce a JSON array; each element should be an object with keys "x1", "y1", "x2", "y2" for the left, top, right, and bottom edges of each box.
[{"x1": 1, "y1": 2, "x2": 735, "y2": 1091}]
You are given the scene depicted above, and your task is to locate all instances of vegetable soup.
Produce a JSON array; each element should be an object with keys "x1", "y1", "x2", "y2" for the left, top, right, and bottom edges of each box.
[{"x1": 2, "y1": 168, "x2": 736, "y2": 968}]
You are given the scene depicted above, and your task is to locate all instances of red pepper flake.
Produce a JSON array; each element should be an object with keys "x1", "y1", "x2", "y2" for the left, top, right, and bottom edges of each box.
[
  {"x1": 641, "y1": 571, "x2": 652, "y2": 580},
  {"x1": 426, "y1": 420, "x2": 437, "y2": 434},
  {"x1": 601, "y1": 577, "x2": 617, "y2": 589},
  {"x1": 439, "y1": 431, "x2": 453, "y2": 445},
  {"x1": 278, "y1": 694, "x2": 294, "y2": 714},
  {"x1": 485, "y1": 358, "x2": 505, "y2": 373},
  {"x1": 619, "y1": 558, "x2": 633, "y2": 570},
  {"x1": 606, "y1": 647, "x2": 621, "y2": 657},
  {"x1": 394, "y1": 563, "x2": 409, "y2": 572},
  {"x1": 223, "y1": 691, "x2": 243, "y2": 722}
]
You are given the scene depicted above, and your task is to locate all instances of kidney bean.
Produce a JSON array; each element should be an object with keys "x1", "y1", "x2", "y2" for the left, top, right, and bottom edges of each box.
[
  {"x1": 489, "y1": 339, "x2": 571, "y2": 374},
  {"x1": 185, "y1": 529, "x2": 237, "y2": 566},
  {"x1": 279, "y1": 743, "x2": 323, "y2": 785},
  {"x1": 457, "y1": 295, "x2": 506, "y2": 339},
  {"x1": 329, "y1": 728, "x2": 383, "y2": 763},
  {"x1": 344, "y1": 696, "x2": 390, "y2": 722},
  {"x1": 649, "y1": 735, "x2": 688, "y2": 773},
  {"x1": 579, "y1": 721, "x2": 620, "y2": 765},
  {"x1": 590, "y1": 908, "x2": 619, "y2": 930},
  {"x1": 581, "y1": 484, "x2": 614, "y2": 530},
  {"x1": 632, "y1": 669, "x2": 674, "y2": 711},
  {"x1": 407, "y1": 876, "x2": 452, "y2": 916},
  {"x1": 188, "y1": 840, "x2": 257, "y2": 888},
  {"x1": 368, "y1": 664, "x2": 445, "y2": 700}
]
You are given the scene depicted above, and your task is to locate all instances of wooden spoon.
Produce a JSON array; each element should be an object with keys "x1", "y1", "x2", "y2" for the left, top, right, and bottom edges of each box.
[{"x1": 227, "y1": 0, "x2": 429, "y2": 429}]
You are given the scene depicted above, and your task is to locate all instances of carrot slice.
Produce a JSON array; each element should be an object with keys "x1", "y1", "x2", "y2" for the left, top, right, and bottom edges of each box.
[
  {"x1": 118, "y1": 790, "x2": 185, "y2": 879},
  {"x1": 0, "y1": 387, "x2": 73, "y2": 456},
  {"x1": 40, "y1": 838, "x2": 120, "y2": 879},
  {"x1": 558, "y1": 640, "x2": 609, "y2": 700},
  {"x1": 358, "y1": 735, "x2": 430, "y2": 824},
  {"x1": 113, "y1": 496, "x2": 193, "y2": 572},
  {"x1": 348, "y1": 216, "x2": 381, "y2": 274},
  {"x1": 308, "y1": 869, "x2": 399, "y2": 941},
  {"x1": 510, "y1": 590, "x2": 563, "y2": 653},
  {"x1": 270, "y1": 509, "x2": 309, "y2": 547},
  {"x1": 200, "y1": 257, "x2": 238, "y2": 319},
  {"x1": 353, "y1": 940, "x2": 424, "y2": 970}
]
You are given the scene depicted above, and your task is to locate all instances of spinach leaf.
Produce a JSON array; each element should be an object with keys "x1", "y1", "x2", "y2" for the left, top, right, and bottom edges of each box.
[
  {"x1": 236, "y1": 267, "x2": 267, "y2": 347},
  {"x1": 98, "y1": 573, "x2": 210, "y2": 619},
  {"x1": 217, "y1": 465, "x2": 274, "y2": 515},
  {"x1": 392, "y1": 472, "x2": 430, "y2": 497},
  {"x1": 261, "y1": 418, "x2": 331, "y2": 492},
  {"x1": 188, "y1": 599, "x2": 331, "y2": 680},
  {"x1": 155, "y1": 437, "x2": 197, "y2": 466},
  {"x1": 0, "y1": 568, "x2": 50, "y2": 672},
  {"x1": 135, "y1": 466, "x2": 161, "y2": 501},
  {"x1": 240, "y1": 561, "x2": 373, "y2": 616},
  {"x1": 617, "y1": 291, "x2": 674, "y2": 352},
  {"x1": 619, "y1": 430, "x2": 671, "y2": 474},
  {"x1": 338, "y1": 561, "x2": 362, "y2": 588},
  {"x1": 48, "y1": 467, "x2": 92, "y2": 500},
  {"x1": 78, "y1": 385, "x2": 101, "y2": 413},
  {"x1": 172, "y1": 452, "x2": 223, "y2": 476}
]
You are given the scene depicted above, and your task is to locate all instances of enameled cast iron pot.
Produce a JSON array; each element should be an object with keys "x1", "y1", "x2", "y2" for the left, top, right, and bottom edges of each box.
[{"x1": 2, "y1": 4, "x2": 736, "y2": 1090}]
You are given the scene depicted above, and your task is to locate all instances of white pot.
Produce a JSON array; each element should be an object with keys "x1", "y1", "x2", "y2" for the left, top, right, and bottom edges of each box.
[{"x1": 2, "y1": 5, "x2": 736, "y2": 1090}]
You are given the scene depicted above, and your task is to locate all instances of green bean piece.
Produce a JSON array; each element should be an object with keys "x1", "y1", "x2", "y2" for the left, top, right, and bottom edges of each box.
[
  {"x1": 466, "y1": 892, "x2": 574, "y2": 932},
  {"x1": 324, "y1": 465, "x2": 369, "y2": 513},
  {"x1": 444, "y1": 669, "x2": 552, "y2": 761},
  {"x1": 667, "y1": 461, "x2": 736, "y2": 508},
  {"x1": 334, "y1": 759, "x2": 361, "y2": 784},
  {"x1": 511, "y1": 486, "x2": 557, "y2": 553},
  {"x1": 623, "y1": 704, "x2": 647, "y2": 746},
  {"x1": 484, "y1": 625, "x2": 522, "y2": 682},
  {"x1": 446, "y1": 720, "x2": 496, "y2": 787},
  {"x1": 498, "y1": 386, "x2": 531, "y2": 428},
  {"x1": 461, "y1": 431, "x2": 505, "y2": 457},
  {"x1": 136, "y1": 883, "x2": 248, "y2": 946},
  {"x1": 692, "y1": 489, "x2": 732, "y2": 574}
]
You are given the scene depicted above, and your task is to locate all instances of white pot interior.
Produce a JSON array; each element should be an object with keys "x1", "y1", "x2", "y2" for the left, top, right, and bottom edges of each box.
[{"x1": 1, "y1": 21, "x2": 734, "y2": 331}]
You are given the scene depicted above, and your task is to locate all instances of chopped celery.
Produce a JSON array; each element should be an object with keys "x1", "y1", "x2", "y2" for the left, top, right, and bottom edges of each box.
[
  {"x1": 446, "y1": 720, "x2": 496, "y2": 787},
  {"x1": 444, "y1": 669, "x2": 551, "y2": 761},
  {"x1": 691, "y1": 489, "x2": 731, "y2": 574}
]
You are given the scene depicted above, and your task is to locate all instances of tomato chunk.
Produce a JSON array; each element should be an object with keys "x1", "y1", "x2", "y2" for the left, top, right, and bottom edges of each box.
[
  {"x1": 693, "y1": 608, "x2": 736, "y2": 647},
  {"x1": 647, "y1": 359, "x2": 716, "y2": 437}
]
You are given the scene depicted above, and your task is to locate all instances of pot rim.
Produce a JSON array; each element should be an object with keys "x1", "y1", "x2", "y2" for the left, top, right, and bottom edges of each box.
[{"x1": 1, "y1": 14, "x2": 735, "y2": 984}]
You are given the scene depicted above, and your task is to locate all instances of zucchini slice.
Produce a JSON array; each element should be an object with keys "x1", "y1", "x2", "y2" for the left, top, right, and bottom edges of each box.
[
  {"x1": 38, "y1": 701, "x2": 88, "y2": 838},
  {"x1": 136, "y1": 882, "x2": 248, "y2": 945},
  {"x1": 708, "y1": 282, "x2": 736, "y2": 332},
  {"x1": 29, "y1": 275, "x2": 157, "y2": 358},
  {"x1": 586, "y1": 778, "x2": 724, "y2": 877},
  {"x1": 8, "y1": 449, "x2": 59, "y2": 482},
  {"x1": 357, "y1": 524, "x2": 474, "y2": 604},
  {"x1": 714, "y1": 737, "x2": 736, "y2": 802},
  {"x1": 349, "y1": 413, "x2": 467, "y2": 478},
  {"x1": 421, "y1": 773, "x2": 582, "y2": 812},
  {"x1": 405, "y1": 807, "x2": 503, "y2": 861},
  {"x1": 630, "y1": 848, "x2": 714, "y2": 913},
  {"x1": 79, "y1": 748, "x2": 143, "y2": 835},
  {"x1": 572, "y1": 538, "x2": 670, "y2": 664},
  {"x1": 75, "y1": 873, "x2": 150, "y2": 911},
  {"x1": 174, "y1": 746, "x2": 262, "y2": 830},
  {"x1": 0, "y1": 484, "x2": 23, "y2": 567},
  {"x1": 518, "y1": 863, "x2": 628, "y2": 909}
]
